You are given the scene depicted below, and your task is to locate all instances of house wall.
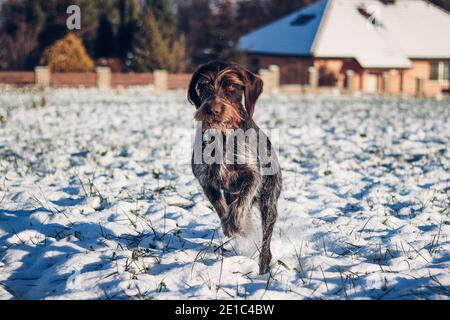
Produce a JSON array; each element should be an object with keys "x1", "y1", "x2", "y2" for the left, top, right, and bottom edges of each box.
[
  {"x1": 403, "y1": 59, "x2": 450, "y2": 97},
  {"x1": 244, "y1": 54, "x2": 365, "y2": 88},
  {"x1": 245, "y1": 54, "x2": 312, "y2": 71},
  {"x1": 244, "y1": 54, "x2": 449, "y2": 97},
  {"x1": 244, "y1": 54, "x2": 313, "y2": 85},
  {"x1": 313, "y1": 58, "x2": 364, "y2": 89},
  {"x1": 353, "y1": 61, "x2": 450, "y2": 97},
  {"x1": 388, "y1": 70, "x2": 402, "y2": 94}
]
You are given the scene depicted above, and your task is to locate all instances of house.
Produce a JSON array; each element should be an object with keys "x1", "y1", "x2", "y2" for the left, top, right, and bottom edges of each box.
[{"x1": 238, "y1": 0, "x2": 450, "y2": 97}]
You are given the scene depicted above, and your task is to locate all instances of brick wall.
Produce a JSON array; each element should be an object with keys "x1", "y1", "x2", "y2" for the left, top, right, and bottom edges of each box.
[
  {"x1": 245, "y1": 54, "x2": 313, "y2": 85},
  {"x1": 0, "y1": 72, "x2": 193, "y2": 89},
  {"x1": 111, "y1": 73, "x2": 153, "y2": 87},
  {"x1": 51, "y1": 73, "x2": 97, "y2": 87},
  {"x1": 0, "y1": 72, "x2": 35, "y2": 86},
  {"x1": 168, "y1": 73, "x2": 191, "y2": 90}
]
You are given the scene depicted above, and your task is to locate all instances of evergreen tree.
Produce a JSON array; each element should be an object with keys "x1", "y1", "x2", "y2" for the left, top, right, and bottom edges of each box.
[
  {"x1": 95, "y1": 14, "x2": 115, "y2": 57},
  {"x1": 128, "y1": 7, "x2": 171, "y2": 71},
  {"x1": 147, "y1": 0, "x2": 187, "y2": 72},
  {"x1": 0, "y1": 0, "x2": 46, "y2": 70},
  {"x1": 128, "y1": 0, "x2": 186, "y2": 72},
  {"x1": 168, "y1": 34, "x2": 187, "y2": 72},
  {"x1": 429, "y1": 0, "x2": 450, "y2": 11},
  {"x1": 265, "y1": 0, "x2": 316, "y2": 22},
  {"x1": 117, "y1": 0, "x2": 139, "y2": 61},
  {"x1": 236, "y1": 0, "x2": 268, "y2": 34},
  {"x1": 177, "y1": 0, "x2": 213, "y2": 67},
  {"x1": 147, "y1": 0, "x2": 177, "y2": 41},
  {"x1": 210, "y1": 0, "x2": 240, "y2": 62}
]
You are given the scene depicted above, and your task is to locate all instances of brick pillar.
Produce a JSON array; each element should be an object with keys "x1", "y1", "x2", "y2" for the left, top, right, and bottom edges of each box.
[
  {"x1": 268, "y1": 65, "x2": 280, "y2": 90},
  {"x1": 259, "y1": 66, "x2": 280, "y2": 93},
  {"x1": 96, "y1": 67, "x2": 111, "y2": 89},
  {"x1": 259, "y1": 69, "x2": 272, "y2": 92},
  {"x1": 308, "y1": 67, "x2": 319, "y2": 89},
  {"x1": 154, "y1": 70, "x2": 168, "y2": 92},
  {"x1": 35, "y1": 66, "x2": 50, "y2": 88},
  {"x1": 382, "y1": 71, "x2": 390, "y2": 95},
  {"x1": 345, "y1": 70, "x2": 355, "y2": 92},
  {"x1": 416, "y1": 77, "x2": 424, "y2": 98}
]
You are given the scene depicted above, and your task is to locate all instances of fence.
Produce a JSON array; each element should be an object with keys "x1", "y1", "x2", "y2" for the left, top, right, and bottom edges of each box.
[
  {"x1": 0, "y1": 72, "x2": 35, "y2": 86},
  {"x1": 51, "y1": 72, "x2": 97, "y2": 87},
  {"x1": 0, "y1": 67, "x2": 191, "y2": 91},
  {"x1": 111, "y1": 73, "x2": 154, "y2": 88},
  {"x1": 0, "y1": 66, "x2": 443, "y2": 98}
]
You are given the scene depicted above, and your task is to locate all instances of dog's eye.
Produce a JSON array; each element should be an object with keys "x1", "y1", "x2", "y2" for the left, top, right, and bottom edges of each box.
[
  {"x1": 196, "y1": 79, "x2": 210, "y2": 94},
  {"x1": 227, "y1": 84, "x2": 237, "y2": 92}
]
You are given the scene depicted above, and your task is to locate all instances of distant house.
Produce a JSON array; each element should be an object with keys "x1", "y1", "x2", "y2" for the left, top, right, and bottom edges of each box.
[{"x1": 238, "y1": 0, "x2": 450, "y2": 97}]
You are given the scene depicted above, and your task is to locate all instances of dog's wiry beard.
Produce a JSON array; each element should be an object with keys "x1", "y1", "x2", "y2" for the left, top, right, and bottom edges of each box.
[{"x1": 195, "y1": 100, "x2": 243, "y2": 131}]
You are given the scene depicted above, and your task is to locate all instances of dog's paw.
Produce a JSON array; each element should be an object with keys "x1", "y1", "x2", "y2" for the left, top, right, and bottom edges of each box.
[
  {"x1": 222, "y1": 202, "x2": 249, "y2": 237},
  {"x1": 221, "y1": 215, "x2": 240, "y2": 237}
]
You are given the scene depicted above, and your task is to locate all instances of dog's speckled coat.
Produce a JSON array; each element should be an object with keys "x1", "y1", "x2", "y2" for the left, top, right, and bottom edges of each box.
[{"x1": 188, "y1": 61, "x2": 282, "y2": 274}]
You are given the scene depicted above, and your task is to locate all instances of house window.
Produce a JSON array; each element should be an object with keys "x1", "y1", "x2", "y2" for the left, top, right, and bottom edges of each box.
[
  {"x1": 290, "y1": 14, "x2": 316, "y2": 26},
  {"x1": 444, "y1": 63, "x2": 450, "y2": 81},
  {"x1": 430, "y1": 61, "x2": 450, "y2": 81},
  {"x1": 250, "y1": 58, "x2": 260, "y2": 72},
  {"x1": 430, "y1": 63, "x2": 439, "y2": 81}
]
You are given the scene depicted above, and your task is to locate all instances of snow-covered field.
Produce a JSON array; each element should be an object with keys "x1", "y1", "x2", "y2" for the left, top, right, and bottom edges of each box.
[{"x1": 0, "y1": 87, "x2": 449, "y2": 300}]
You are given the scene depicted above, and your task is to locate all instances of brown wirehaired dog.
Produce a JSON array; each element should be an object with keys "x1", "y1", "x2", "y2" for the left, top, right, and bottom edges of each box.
[{"x1": 188, "y1": 61, "x2": 282, "y2": 275}]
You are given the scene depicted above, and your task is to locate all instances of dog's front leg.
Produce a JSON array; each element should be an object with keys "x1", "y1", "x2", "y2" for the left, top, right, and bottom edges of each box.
[
  {"x1": 223, "y1": 167, "x2": 260, "y2": 236},
  {"x1": 200, "y1": 184, "x2": 229, "y2": 228}
]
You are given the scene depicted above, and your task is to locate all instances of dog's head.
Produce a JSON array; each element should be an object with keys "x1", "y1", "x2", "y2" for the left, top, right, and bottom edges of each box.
[{"x1": 188, "y1": 61, "x2": 263, "y2": 130}]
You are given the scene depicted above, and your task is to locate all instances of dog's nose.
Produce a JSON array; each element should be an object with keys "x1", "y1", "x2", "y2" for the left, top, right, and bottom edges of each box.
[
  {"x1": 211, "y1": 99, "x2": 222, "y2": 115},
  {"x1": 205, "y1": 105, "x2": 218, "y2": 115},
  {"x1": 212, "y1": 106, "x2": 221, "y2": 115}
]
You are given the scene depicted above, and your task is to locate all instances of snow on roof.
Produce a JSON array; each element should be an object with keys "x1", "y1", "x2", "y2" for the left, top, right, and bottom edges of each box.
[
  {"x1": 238, "y1": 0, "x2": 328, "y2": 57},
  {"x1": 239, "y1": 0, "x2": 450, "y2": 68},
  {"x1": 313, "y1": 0, "x2": 413, "y2": 68},
  {"x1": 373, "y1": 0, "x2": 450, "y2": 59}
]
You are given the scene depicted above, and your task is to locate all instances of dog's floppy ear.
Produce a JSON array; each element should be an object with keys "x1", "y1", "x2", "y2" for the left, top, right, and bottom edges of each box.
[
  {"x1": 187, "y1": 65, "x2": 205, "y2": 109},
  {"x1": 241, "y1": 66, "x2": 263, "y2": 118}
]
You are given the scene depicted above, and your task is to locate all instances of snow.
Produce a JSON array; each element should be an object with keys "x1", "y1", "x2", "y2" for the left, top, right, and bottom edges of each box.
[
  {"x1": 0, "y1": 87, "x2": 449, "y2": 300},
  {"x1": 377, "y1": 0, "x2": 450, "y2": 59},
  {"x1": 313, "y1": 0, "x2": 412, "y2": 68}
]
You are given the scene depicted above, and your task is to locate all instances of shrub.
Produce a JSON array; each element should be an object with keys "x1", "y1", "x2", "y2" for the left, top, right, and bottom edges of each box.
[{"x1": 40, "y1": 33, "x2": 95, "y2": 72}]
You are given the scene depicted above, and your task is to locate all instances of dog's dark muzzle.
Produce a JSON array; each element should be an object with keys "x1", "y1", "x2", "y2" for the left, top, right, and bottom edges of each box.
[{"x1": 195, "y1": 99, "x2": 222, "y2": 121}]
